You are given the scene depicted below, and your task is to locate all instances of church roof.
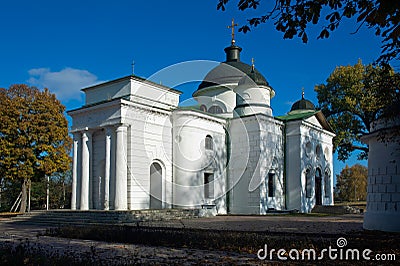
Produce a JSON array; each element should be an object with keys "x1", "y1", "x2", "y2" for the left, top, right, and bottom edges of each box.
[
  {"x1": 276, "y1": 110, "x2": 334, "y2": 133},
  {"x1": 276, "y1": 110, "x2": 317, "y2": 121},
  {"x1": 82, "y1": 75, "x2": 183, "y2": 95},
  {"x1": 194, "y1": 44, "x2": 270, "y2": 94}
]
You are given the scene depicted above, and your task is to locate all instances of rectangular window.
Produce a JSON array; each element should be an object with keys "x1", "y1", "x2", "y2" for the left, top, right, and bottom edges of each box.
[
  {"x1": 204, "y1": 173, "x2": 214, "y2": 199},
  {"x1": 268, "y1": 173, "x2": 275, "y2": 197}
]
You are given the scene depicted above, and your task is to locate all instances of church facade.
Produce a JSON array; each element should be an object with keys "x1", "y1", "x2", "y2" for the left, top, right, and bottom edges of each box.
[{"x1": 68, "y1": 41, "x2": 335, "y2": 214}]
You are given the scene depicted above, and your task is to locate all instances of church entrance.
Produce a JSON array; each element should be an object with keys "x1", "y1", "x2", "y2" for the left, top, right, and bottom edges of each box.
[
  {"x1": 315, "y1": 168, "x2": 322, "y2": 205},
  {"x1": 150, "y1": 162, "x2": 163, "y2": 209}
]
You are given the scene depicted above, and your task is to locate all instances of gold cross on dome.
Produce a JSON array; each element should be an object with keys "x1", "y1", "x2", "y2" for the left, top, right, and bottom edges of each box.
[
  {"x1": 227, "y1": 18, "x2": 238, "y2": 45},
  {"x1": 302, "y1": 87, "x2": 305, "y2": 98}
]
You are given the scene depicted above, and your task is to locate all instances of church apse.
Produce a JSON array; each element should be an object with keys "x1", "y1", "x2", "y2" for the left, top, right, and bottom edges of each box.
[{"x1": 171, "y1": 109, "x2": 228, "y2": 212}]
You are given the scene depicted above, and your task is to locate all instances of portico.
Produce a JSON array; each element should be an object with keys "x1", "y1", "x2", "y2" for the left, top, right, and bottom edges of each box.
[
  {"x1": 70, "y1": 124, "x2": 129, "y2": 210},
  {"x1": 68, "y1": 75, "x2": 181, "y2": 211}
]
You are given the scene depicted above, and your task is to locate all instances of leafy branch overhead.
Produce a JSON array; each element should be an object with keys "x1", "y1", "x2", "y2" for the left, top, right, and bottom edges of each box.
[{"x1": 217, "y1": 0, "x2": 400, "y2": 63}]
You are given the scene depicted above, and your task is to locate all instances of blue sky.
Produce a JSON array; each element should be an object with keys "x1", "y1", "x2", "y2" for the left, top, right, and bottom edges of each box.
[{"x1": 0, "y1": 0, "x2": 384, "y2": 180}]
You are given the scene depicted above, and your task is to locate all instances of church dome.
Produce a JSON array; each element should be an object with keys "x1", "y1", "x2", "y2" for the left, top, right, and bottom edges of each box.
[
  {"x1": 195, "y1": 45, "x2": 270, "y2": 94},
  {"x1": 237, "y1": 72, "x2": 257, "y2": 88},
  {"x1": 290, "y1": 94, "x2": 315, "y2": 112}
]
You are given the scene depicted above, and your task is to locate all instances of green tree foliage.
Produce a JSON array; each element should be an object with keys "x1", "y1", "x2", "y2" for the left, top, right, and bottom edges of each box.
[
  {"x1": 335, "y1": 164, "x2": 368, "y2": 201},
  {"x1": 217, "y1": 0, "x2": 400, "y2": 63},
  {"x1": 30, "y1": 171, "x2": 72, "y2": 210},
  {"x1": 0, "y1": 84, "x2": 72, "y2": 213},
  {"x1": 0, "y1": 172, "x2": 71, "y2": 211},
  {"x1": 0, "y1": 178, "x2": 20, "y2": 212},
  {"x1": 314, "y1": 60, "x2": 399, "y2": 161}
]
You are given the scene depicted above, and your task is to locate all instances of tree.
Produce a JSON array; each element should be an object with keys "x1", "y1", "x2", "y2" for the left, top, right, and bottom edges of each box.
[
  {"x1": 314, "y1": 60, "x2": 399, "y2": 161},
  {"x1": 0, "y1": 84, "x2": 71, "y2": 213},
  {"x1": 29, "y1": 171, "x2": 72, "y2": 210},
  {"x1": 335, "y1": 164, "x2": 368, "y2": 202},
  {"x1": 217, "y1": 0, "x2": 400, "y2": 63}
]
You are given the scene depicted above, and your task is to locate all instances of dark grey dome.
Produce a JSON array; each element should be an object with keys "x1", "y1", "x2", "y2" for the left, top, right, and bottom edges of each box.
[
  {"x1": 195, "y1": 45, "x2": 270, "y2": 94},
  {"x1": 237, "y1": 73, "x2": 258, "y2": 87},
  {"x1": 290, "y1": 97, "x2": 316, "y2": 111}
]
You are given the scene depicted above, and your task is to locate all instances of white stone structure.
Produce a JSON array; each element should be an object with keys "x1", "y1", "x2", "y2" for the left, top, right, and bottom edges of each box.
[
  {"x1": 362, "y1": 117, "x2": 400, "y2": 232},
  {"x1": 68, "y1": 41, "x2": 335, "y2": 214}
]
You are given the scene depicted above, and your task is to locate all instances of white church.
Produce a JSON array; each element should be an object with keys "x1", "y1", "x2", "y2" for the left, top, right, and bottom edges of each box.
[{"x1": 68, "y1": 34, "x2": 335, "y2": 214}]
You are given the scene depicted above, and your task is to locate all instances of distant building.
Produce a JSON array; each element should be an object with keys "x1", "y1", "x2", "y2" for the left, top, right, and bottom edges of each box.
[{"x1": 68, "y1": 39, "x2": 335, "y2": 214}]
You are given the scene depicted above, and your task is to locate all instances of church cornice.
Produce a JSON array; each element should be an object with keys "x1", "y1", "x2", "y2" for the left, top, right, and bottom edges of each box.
[
  {"x1": 67, "y1": 97, "x2": 123, "y2": 115},
  {"x1": 68, "y1": 93, "x2": 177, "y2": 117},
  {"x1": 192, "y1": 83, "x2": 237, "y2": 97},
  {"x1": 287, "y1": 119, "x2": 335, "y2": 138},
  {"x1": 122, "y1": 99, "x2": 172, "y2": 117},
  {"x1": 302, "y1": 120, "x2": 335, "y2": 138},
  {"x1": 230, "y1": 113, "x2": 284, "y2": 126},
  {"x1": 172, "y1": 109, "x2": 227, "y2": 125},
  {"x1": 81, "y1": 75, "x2": 182, "y2": 95}
]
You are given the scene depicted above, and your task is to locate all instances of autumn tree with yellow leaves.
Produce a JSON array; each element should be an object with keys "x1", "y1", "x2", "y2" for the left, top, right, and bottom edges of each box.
[
  {"x1": 335, "y1": 164, "x2": 368, "y2": 201},
  {"x1": 0, "y1": 84, "x2": 71, "y2": 213}
]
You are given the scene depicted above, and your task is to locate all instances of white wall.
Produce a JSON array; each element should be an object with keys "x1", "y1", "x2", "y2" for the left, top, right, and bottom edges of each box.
[
  {"x1": 172, "y1": 110, "x2": 227, "y2": 213},
  {"x1": 285, "y1": 119, "x2": 334, "y2": 213},
  {"x1": 229, "y1": 114, "x2": 284, "y2": 214},
  {"x1": 124, "y1": 104, "x2": 173, "y2": 210},
  {"x1": 363, "y1": 118, "x2": 400, "y2": 232}
]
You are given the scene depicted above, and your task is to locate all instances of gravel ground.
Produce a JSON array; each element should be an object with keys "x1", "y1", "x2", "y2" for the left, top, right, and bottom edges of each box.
[{"x1": 1, "y1": 214, "x2": 396, "y2": 265}]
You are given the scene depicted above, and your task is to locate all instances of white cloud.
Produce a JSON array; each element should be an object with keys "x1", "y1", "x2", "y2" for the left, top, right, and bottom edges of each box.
[{"x1": 27, "y1": 67, "x2": 102, "y2": 102}]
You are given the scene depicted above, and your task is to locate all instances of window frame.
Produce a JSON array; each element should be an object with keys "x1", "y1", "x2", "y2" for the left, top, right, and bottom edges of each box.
[
  {"x1": 324, "y1": 169, "x2": 331, "y2": 197},
  {"x1": 204, "y1": 172, "x2": 214, "y2": 199},
  {"x1": 205, "y1": 135, "x2": 213, "y2": 151},
  {"x1": 268, "y1": 172, "x2": 275, "y2": 197}
]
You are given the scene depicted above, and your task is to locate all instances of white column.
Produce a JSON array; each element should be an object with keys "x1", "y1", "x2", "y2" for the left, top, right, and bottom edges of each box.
[
  {"x1": 104, "y1": 127, "x2": 112, "y2": 210},
  {"x1": 71, "y1": 133, "x2": 79, "y2": 210},
  {"x1": 80, "y1": 130, "x2": 91, "y2": 210},
  {"x1": 114, "y1": 125, "x2": 128, "y2": 210}
]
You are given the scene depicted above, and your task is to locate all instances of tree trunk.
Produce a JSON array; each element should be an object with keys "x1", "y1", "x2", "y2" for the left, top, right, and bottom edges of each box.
[{"x1": 19, "y1": 178, "x2": 29, "y2": 213}]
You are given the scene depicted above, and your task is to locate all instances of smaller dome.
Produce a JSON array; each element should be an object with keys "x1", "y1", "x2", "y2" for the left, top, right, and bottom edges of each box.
[{"x1": 290, "y1": 97, "x2": 315, "y2": 112}]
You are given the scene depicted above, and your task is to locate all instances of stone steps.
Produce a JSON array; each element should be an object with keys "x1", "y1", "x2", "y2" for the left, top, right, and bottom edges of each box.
[{"x1": 9, "y1": 209, "x2": 201, "y2": 226}]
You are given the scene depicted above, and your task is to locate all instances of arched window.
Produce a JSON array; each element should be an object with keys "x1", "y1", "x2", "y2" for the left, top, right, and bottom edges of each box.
[
  {"x1": 315, "y1": 168, "x2": 322, "y2": 179},
  {"x1": 315, "y1": 168, "x2": 322, "y2": 205},
  {"x1": 150, "y1": 162, "x2": 163, "y2": 209},
  {"x1": 305, "y1": 141, "x2": 312, "y2": 157},
  {"x1": 208, "y1": 105, "x2": 223, "y2": 114},
  {"x1": 316, "y1": 144, "x2": 322, "y2": 160},
  {"x1": 324, "y1": 147, "x2": 330, "y2": 162},
  {"x1": 324, "y1": 169, "x2": 331, "y2": 197},
  {"x1": 306, "y1": 168, "x2": 312, "y2": 198},
  {"x1": 205, "y1": 135, "x2": 213, "y2": 150}
]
